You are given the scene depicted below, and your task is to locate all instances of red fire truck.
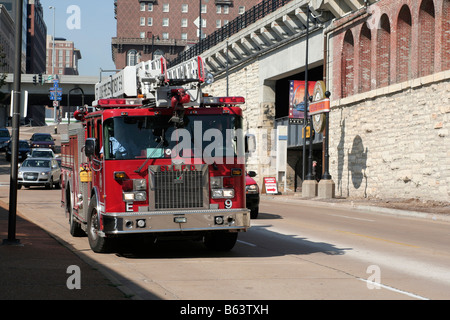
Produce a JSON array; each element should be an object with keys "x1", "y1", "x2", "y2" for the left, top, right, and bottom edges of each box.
[{"x1": 61, "y1": 56, "x2": 250, "y2": 253}]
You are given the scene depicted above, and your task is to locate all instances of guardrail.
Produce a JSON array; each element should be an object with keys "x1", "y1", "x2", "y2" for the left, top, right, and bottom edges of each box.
[{"x1": 168, "y1": 0, "x2": 292, "y2": 67}]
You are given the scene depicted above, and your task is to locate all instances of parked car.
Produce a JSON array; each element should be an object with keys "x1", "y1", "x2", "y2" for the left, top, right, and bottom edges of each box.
[
  {"x1": 0, "y1": 128, "x2": 10, "y2": 152},
  {"x1": 246, "y1": 171, "x2": 260, "y2": 219},
  {"x1": 28, "y1": 148, "x2": 61, "y2": 166},
  {"x1": 6, "y1": 140, "x2": 31, "y2": 162},
  {"x1": 18, "y1": 157, "x2": 61, "y2": 189},
  {"x1": 29, "y1": 133, "x2": 55, "y2": 151}
]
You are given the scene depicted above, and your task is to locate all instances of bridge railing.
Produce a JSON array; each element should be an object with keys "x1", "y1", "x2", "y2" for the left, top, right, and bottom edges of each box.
[{"x1": 168, "y1": 0, "x2": 292, "y2": 68}]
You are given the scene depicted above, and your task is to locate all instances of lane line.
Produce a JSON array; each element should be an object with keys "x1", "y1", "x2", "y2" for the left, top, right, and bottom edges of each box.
[
  {"x1": 337, "y1": 230, "x2": 420, "y2": 248},
  {"x1": 237, "y1": 240, "x2": 257, "y2": 247},
  {"x1": 358, "y1": 278, "x2": 429, "y2": 300},
  {"x1": 328, "y1": 213, "x2": 375, "y2": 222}
]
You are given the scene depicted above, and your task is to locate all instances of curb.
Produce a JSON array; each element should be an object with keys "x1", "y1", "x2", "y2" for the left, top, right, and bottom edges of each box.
[{"x1": 260, "y1": 195, "x2": 450, "y2": 222}]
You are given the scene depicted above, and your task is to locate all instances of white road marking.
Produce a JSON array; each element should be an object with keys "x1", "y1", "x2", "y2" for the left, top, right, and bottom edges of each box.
[
  {"x1": 237, "y1": 239, "x2": 257, "y2": 247},
  {"x1": 358, "y1": 278, "x2": 429, "y2": 300}
]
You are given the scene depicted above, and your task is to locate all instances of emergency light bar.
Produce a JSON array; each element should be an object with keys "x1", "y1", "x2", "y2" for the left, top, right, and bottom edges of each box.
[
  {"x1": 202, "y1": 96, "x2": 245, "y2": 106},
  {"x1": 94, "y1": 98, "x2": 143, "y2": 108}
]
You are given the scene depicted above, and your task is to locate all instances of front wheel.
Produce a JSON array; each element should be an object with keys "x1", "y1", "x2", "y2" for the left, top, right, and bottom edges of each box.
[
  {"x1": 87, "y1": 196, "x2": 114, "y2": 253},
  {"x1": 203, "y1": 232, "x2": 238, "y2": 251}
]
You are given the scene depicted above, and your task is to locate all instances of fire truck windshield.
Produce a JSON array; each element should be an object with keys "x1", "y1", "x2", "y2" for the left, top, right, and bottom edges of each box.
[{"x1": 102, "y1": 114, "x2": 244, "y2": 162}]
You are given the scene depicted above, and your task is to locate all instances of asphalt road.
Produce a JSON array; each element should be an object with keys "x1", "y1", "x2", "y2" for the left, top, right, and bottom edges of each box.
[{"x1": 1, "y1": 149, "x2": 450, "y2": 300}]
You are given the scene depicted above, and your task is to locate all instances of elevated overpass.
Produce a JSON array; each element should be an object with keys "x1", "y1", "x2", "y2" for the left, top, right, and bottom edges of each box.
[{"x1": 0, "y1": 74, "x2": 97, "y2": 126}]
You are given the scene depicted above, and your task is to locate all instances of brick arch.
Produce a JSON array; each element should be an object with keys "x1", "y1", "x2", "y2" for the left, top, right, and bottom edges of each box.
[
  {"x1": 341, "y1": 30, "x2": 355, "y2": 98},
  {"x1": 419, "y1": 0, "x2": 435, "y2": 77},
  {"x1": 396, "y1": 5, "x2": 412, "y2": 83},
  {"x1": 359, "y1": 23, "x2": 372, "y2": 93},
  {"x1": 377, "y1": 14, "x2": 391, "y2": 88},
  {"x1": 443, "y1": 0, "x2": 450, "y2": 71}
]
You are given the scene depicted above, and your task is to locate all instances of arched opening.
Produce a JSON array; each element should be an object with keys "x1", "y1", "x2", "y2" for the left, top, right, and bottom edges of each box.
[
  {"x1": 396, "y1": 5, "x2": 412, "y2": 83},
  {"x1": 126, "y1": 49, "x2": 138, "y2": 66},
  {"x1": 377, "y1": 14, "x2": 391, "y2": 88},
  {"x1": 341, "y1": 30, "x2": 355, "y2": 98},
  {"x1": 419, "y1": 0, "x2": 435, "y2": 77},
  {"x1": 359, "y1": 23, "x2": 372, "y2": 93}
]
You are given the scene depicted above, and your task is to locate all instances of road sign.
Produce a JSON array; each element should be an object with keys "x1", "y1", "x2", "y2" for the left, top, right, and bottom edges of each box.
[{"x1": 263, "y1": 177, "x2": 278, "y2": 194}]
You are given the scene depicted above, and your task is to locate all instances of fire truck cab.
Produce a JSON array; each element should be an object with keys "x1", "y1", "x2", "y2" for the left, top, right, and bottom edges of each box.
[{"x1": 61, "y1": 56, "x2": 250, "y2": 253}]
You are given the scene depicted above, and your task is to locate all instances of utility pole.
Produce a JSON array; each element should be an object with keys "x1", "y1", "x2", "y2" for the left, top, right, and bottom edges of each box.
[{"x1": 3, "y1": 0, "x2": 24, "y2": 246}]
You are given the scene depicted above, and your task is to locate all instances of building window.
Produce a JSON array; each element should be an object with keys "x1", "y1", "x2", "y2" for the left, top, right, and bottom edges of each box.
[
  {"x1": 127, "y1": 49, "x2": 138, "y2": 66},
  {"x1": 163, "y1": 4, "x2": 169, "y2": 12},
  {"x1": 140, "y1": 3, "x2": 145, "y2": 11},
  {"x1": 182, "y1": 4, "x2": 188, "y2": 13},
  {"x1": 181, "y1": 33, "x2": 187, "y2": 40},
  {"x1": 140, "y1": 32, "x2": 145, "y2": 39},
  {"x1": 201, "y1": 4, "x2": 206, "y2": 13},
  {"x1": 162, "y1": 32, "x2": 169, "y2": 40},
  {"x1": 224, "y1": 6, "x2": 229, "y2": 14},
  {"x1": 216, "y1": 5, "x2": 221, "y2": 14},
  {"x1": 148, "y1": 17, "x2": 153, "y2": 26},
  {"x1": 140, "y1": 17, "x2": 145, "y2": 26},
  {"x1": 239, "y1": 6, "x2": 245, "y2": 14},
  {"x1": 163, "y1": 18, "x2": 169, "y2": 27},
  {"x1": 216, "y1": 20, "x2": 221, "y2": 28},
  {"x1": 181, "y1": 19, "x2": 187, "y2": 28},
  {"x1": 148, "y1": 3, "x2": 153, "y2": 11}
]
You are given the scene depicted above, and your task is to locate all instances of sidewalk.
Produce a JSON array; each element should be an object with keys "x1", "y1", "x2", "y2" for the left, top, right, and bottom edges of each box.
[{"x1": 0, "y1": 203, "x2": 130, "y2": 300}]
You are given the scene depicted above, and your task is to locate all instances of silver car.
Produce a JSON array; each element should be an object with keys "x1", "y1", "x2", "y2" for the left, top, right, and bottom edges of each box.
[{"x1": 18, "y1": 157, "x2": 61, "y2": 189}]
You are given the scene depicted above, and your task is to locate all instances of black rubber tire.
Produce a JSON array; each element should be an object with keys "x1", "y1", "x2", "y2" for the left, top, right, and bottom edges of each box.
[{"x1": 203, "y1": 232, "x2": 238, "y2": 251}]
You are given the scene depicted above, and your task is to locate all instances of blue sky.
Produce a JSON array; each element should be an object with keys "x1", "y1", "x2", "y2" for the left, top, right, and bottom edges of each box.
[{"x1": 40, "y1": 0, "x2": 117, "y2": 76}]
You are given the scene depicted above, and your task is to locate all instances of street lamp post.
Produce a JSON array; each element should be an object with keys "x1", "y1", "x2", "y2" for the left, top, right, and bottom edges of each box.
[
  {"x1": 301, "y1": 4, "x2": 318, "y2": 197},
  {"x1": 49, "y1": 6, "x2": 55, "y2": 76},
  {"x1": 3, "y1": 0, "x2": 24, "y2": 246},
  {"x1": 49, "y1": 6, "x2": 57, "y2": 123}
]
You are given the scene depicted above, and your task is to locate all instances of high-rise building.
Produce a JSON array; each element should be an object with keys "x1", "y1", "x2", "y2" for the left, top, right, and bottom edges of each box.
[
  {"x1": 46, "y1": 36, "x2": 81, "y2": 75},
  {"x1": 112, "y1": 0, "x2": 261, "y2": 69},
  {"x1": 0, "y1": 0, "x2": 28, "y2": 73},
  {"x1": 0, "y1": 4, "x2": 14, "y2": 73},
  {"x1": 26, "y1": 0, "x2": 47, "y2": 73}
]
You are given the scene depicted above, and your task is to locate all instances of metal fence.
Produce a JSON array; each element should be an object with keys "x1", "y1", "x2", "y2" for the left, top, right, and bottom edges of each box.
[{"x1": 168, "y1": 0, "x2": 293, "y2": 67}]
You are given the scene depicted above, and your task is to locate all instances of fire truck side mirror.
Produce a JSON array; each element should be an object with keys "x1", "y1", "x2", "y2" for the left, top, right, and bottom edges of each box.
[{"x1": 85, "y1": 138, "x2": 96, "y2": 159}]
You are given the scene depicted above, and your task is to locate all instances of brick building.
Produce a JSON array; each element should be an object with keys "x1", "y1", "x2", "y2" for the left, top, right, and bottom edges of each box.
[
  {"x1": 112, "y1": 0, "x2": 261, "y2": 69},
  {"x1": 326, "y1": 0, "x2": 450, "y2": 201},
  {"x1": 330, "y1": 0, "x2": 450, "y2": 99},
  {"x1": 46, "y1": 36, "x2": 81, "y2": 76}
]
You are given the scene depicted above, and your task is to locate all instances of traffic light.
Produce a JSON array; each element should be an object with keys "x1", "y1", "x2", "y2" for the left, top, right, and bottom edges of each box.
[
  {"x1": 33, "y1": 75, "x2": 37, "y2": 85},
  {"x1": 38, "y1": 73, "x2": 43, "y2": 85}
]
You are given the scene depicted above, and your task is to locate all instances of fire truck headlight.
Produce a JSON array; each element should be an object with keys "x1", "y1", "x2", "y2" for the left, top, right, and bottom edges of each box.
[
  {"x1": 134, "y1": 191, "x2": 147, "y2": 201},
  {"x1": 210, "y1": 176, "x2": 223, "y2": 189},
  {"x1": 133, "y1": 179, "x2": 146, "y2": 191},
  {"x1": 211, "y1": 188, "x2": 234, "y2": 199},
  {"x1": 123, "y1": 191, "x2": 147, "y2": 202}
]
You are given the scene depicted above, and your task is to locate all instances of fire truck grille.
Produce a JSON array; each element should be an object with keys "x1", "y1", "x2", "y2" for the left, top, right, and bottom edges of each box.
[{"x1": 149, "y1": 164, "x2": 208, "y2": 210}]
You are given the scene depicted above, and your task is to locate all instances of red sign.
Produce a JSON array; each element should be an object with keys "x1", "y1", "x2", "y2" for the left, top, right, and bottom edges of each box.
[
  {"x1": 263, "y1": 177, "x2": 278, "y2": 194},
  {"x1": 289, "y1": 80, "x2": 316, "y2": 121},
  {"x1": 308, "y1": 99, "x2": 330, "y2": 116}
]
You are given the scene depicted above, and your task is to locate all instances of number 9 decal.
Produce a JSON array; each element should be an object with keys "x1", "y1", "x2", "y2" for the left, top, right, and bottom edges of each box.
[{"x1": 224, "y1": 199, "x2": 232, "y2": 209}]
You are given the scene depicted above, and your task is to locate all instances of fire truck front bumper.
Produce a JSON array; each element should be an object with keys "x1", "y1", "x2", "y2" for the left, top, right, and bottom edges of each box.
[{"x1": 100, "y1": 208, "x2": 250, "y2": 235}]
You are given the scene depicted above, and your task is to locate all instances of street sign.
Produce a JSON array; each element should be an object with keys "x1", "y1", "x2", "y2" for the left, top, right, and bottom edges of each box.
[
  {"x1": 263, "y1": 177, "x2": 278, "y2": 194},
  {"x1": 308, "y1": 98, "x2": 330, "y2": 116}
]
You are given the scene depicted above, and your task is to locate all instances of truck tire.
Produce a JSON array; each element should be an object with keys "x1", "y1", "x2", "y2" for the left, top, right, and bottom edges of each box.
[
  {"x1": 67, "y1": 188, "x2": 84, "y2": 237},
  {"x1": 87, "y1": 195, "x2": 114, "y2": 253},
  {"x1": 203, "y1": 232, "x2": 238, "y2": 251}
]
